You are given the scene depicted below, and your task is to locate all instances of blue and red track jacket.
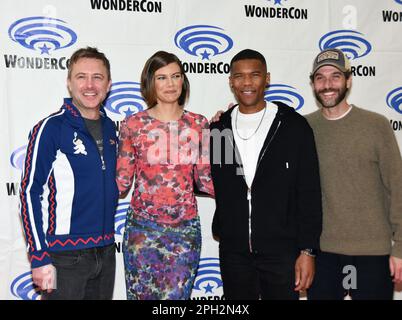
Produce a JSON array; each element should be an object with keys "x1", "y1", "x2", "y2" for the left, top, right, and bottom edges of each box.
[{"x1": 19, "y1": 98, "x2": 118, "y2": 268}]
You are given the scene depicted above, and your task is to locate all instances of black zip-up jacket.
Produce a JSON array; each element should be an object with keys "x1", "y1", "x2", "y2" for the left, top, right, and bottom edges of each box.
[{"x1": 210, "y1": 102, "x2": 322, "y2": 254}]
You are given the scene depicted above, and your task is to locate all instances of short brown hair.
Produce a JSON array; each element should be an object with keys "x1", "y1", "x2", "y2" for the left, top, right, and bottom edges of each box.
[
  {"x1": 68, "y1": 47, "x2": 111, "y2": 80},
  {"x1": 140, "y1": 51, "x2": 189, "y2": 108}
]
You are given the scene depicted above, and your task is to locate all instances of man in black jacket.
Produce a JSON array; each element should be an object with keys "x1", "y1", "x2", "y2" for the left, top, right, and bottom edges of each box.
[{"x1": 210, "y1": 49, "x2": 322, "y2": 299}]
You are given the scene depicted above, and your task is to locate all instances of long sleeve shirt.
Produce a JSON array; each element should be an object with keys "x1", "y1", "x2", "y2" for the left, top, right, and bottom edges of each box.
[{"x1": 116, "y1": 109, "x2": 214, "y2": 226}]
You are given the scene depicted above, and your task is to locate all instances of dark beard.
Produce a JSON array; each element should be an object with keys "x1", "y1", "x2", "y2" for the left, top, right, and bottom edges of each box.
[{"x1": 314, "y1": 86, "x2": 348, "y2": 108}]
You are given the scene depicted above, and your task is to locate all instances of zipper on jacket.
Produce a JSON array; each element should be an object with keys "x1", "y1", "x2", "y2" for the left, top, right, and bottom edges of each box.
[
  {"x1": 102, "y1": 159, "x2": 106, "y2": 246},
  {"x1": 248, "y1": 120, "x2": 282, "y2": 253},
  {"x1": 224, "y1": 122, "x2": 254, "y2": 252},
  {"x1": 83, "y1": 122, "x2": 107, "y2": 245},
  {"x1": 247, "y1": 188, "x2": 252, "y2": 252},
  {"x1": 100, "y1": 155, "x2": 106, "y2": 170},
  {"x1": 222, "y1": 116, "x2": 282, "y2": 253},
  {"x1": 100, "y1": 128, "x2": 108, "y2": 246}
]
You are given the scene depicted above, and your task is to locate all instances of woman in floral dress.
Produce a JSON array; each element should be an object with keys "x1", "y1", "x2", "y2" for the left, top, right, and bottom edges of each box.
[{"x1": 116, "y1": 51, "x2": 214, "y2": 300}]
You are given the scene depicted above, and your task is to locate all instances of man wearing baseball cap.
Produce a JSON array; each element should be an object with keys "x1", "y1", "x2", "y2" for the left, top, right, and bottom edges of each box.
[{"x1": 306, "y1": 48, "x2": 402, "y2": 299}]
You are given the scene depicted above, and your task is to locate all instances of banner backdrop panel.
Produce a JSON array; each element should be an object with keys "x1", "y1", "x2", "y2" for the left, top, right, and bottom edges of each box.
[
  {"x1": 374, "y1": 52, "x2": 402, "y2": 149},
  {"x1": 72, "y1": 1, "x2": 176, "y2": 46},
  {"x1": 235, "y1": 0, "x2": 329, "y2": 51},
  {"x1": 329, "y1": 0, "x2": 402, "y2": 52},
  {"x1": 1, "y1": 0, "x2": 402, "y2": 300}
]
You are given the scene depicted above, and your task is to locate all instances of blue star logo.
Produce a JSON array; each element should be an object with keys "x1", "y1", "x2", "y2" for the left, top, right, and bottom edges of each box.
[
  {"x1": 200, "y1": 49, "x2": 211, "y2": 61},
  {"x1": 203, "y1": 283, "x2": 214, "y2": 294},
  {"x1": 39, "y1": 43, "x2": 51, "y2": 55},
  {"x1": 268, "y1": 0, "x2": 287, "y2": 5},
  {"x1": 124, "y1": 108, "x2": 135, "y2": 117}
]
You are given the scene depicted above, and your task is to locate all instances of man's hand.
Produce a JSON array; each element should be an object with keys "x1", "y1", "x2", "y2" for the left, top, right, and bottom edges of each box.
[
  {"x1": 209, "y1": 103, "x2": 235, "y2": 123},
  {"x1": 389, "y1": 256, "x2": 402, "y2": 284},
  {"x1": 294, "y1": 253, "x2": 315, "y2": 291},
  {"x1": 32, "y1": 264, "x2": 57, "y2": 293}
]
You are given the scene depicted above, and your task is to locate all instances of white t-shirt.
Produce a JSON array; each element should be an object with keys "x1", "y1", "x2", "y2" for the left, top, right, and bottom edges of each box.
[{"x1": 231, "y1": 103, "x2": 278, "y2": 188}]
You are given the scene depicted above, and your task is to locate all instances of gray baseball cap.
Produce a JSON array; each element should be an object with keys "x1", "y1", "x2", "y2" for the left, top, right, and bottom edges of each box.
[{"x1": 311, "y1": 48, "x2": 351, "y2": 76}]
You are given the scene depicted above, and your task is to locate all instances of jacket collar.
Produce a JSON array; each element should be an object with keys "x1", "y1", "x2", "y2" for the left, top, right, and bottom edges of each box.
[{"x1": 62, "y1": 98, "x2": 106, "y2": 128}]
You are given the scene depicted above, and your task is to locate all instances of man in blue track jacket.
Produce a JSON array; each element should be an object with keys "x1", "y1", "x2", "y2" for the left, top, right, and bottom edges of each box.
[{"x1": 19, "y1": 47, "x2": 119, "y2": 299}]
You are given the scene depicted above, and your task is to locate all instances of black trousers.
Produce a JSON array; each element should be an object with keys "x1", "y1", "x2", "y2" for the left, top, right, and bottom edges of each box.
[
  {"x1": 219, "y1": 248, "x2": 299, "y2": 300},
  {"x1": 308, "y1": 251, "x2": 394, "y2": 300},
  {"x1": 42, "y1": 244, "x2": 116, "y2": 300}
]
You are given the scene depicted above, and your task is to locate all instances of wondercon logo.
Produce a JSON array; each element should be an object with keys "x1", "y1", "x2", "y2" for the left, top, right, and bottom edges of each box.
[
  {"x1": 265, "y1": 84, "x2": 304, "y2": 110},
  {"x1": 8, "y1": 16, "x2": 77, "y2": 55},
  {"x1": 10, "y1": 145, "x2": 27, "y2": 170},
  {"x1": 193, "y1": 257, "x2": 222, "y2": 294},
  {"x1": 174, "y1": 25, "x2": 233, "y2": 61},
  {"x1": 10, "y1": 271, "x2": 40, "y2": 300},
  {"x1": 115, "y1": 201, "x2": 129, "y2": 236},
  {"x1": 104, "y1": 82, "x2": 145, "y2": 117},
  {"x1": 386, "y1": 87, "x2": 402, "y2": 114},
  {"x1": 319, "y1": 30, "x2": 372, "y2": 60}
]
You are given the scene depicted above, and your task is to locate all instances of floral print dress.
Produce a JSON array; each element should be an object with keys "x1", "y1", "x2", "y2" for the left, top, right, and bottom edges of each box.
[{"x1": 116, "y1": 109, "x2": 214, "y2": 300}]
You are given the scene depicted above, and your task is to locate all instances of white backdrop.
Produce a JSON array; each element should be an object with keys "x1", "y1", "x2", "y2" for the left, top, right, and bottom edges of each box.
[{"x1": 1, "y1": 0, "x2": 402, "y2": 300}]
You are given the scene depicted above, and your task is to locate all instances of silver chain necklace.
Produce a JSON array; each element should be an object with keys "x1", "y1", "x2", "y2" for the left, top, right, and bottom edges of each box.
[{"x1": 235, "y1": 106, "x2": 267, "y2": 141}]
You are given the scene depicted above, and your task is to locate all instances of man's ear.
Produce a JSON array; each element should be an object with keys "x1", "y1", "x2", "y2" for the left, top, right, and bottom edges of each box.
[
  {"x1": 266, "y1": 72, "x2": 271, "y2": 86},
  {"x1": 346, "y1": 75, "x2": 352, "y2": 89},
  {"x1": 67, "y1": 78, "x2": 71, "y2": 92}
]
